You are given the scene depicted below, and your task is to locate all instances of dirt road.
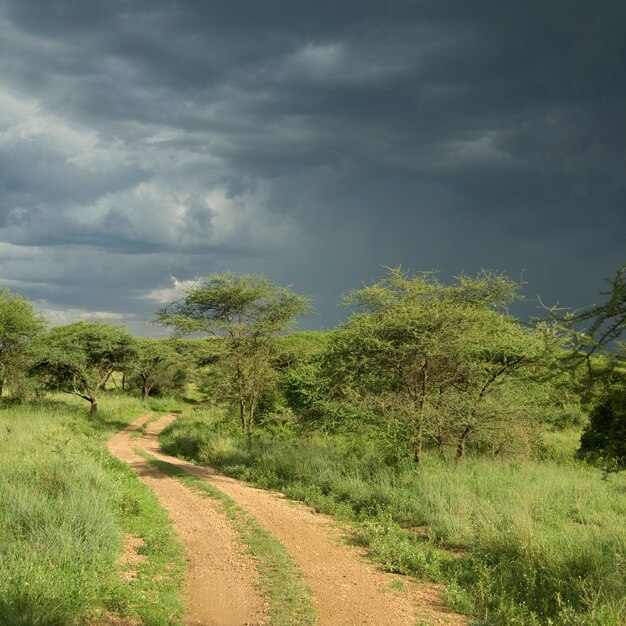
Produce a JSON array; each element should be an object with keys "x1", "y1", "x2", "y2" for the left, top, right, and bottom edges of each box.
[
  {"x1": 109, "y1": 413, "x2": 466, "y2": 626},
  {"x1": 108, "y1": 415, "x2": 267, "y2": 626}
]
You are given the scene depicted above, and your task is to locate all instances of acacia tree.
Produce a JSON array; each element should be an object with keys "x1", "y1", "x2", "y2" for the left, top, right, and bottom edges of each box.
[
  {"x1": 128, "y1": 338, "x2": 187, "y2": 400},
  {"x1": 155, "y1": 273, "x2": 310, "y2": 434},
  {"x1": 33, "y1": 321, "x2": 137, "y2": 413},
  {"x1": 0, "y1": 288, "x2": 45, "y2": 398},
  {"x1": 557, "y1": 264, "x2": 626, "y2": 471},
  {"x1": 556, "y1": 263, "x2": 626, "y2": 394},
  {"x1": 442, "y1": 309, "x2": 546, "y2": 467},
  {"x1": 327, "y1": 268, "x2": 546, "y2": 468}
]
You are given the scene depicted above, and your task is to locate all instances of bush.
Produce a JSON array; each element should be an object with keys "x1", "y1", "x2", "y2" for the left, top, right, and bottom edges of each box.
[
  {"x1": 578, "y1": 385, "x2": 626, "y2": 470},
  {"x1": 160, "y1": 409, "x2": 626, "y2": 625}
]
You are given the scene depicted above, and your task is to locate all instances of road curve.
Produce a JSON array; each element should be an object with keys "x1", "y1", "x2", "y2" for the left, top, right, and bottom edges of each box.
[
  {"x1": 137, "y1": 414, "x2": 467, "y2": 626},
  {"x1": 108, "y1": 414, "x2": 267, "y2": 626}
]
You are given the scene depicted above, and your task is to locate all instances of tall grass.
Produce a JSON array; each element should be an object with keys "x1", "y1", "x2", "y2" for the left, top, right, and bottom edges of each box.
[
  {"x1": 161, "y1": 410, "x2": 626, "y2": 626},
  {"x1": 0, "y1": 394, "x2": 184, "y2": 625}
]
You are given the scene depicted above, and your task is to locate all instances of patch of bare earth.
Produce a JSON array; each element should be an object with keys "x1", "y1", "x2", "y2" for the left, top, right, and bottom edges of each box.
[
  {"x1": 89, "y1": 614, "x2": 142, "y2": 626},
  {"x1": 108, "y1": 414, "x2": 268, "y2": 626},
  {"x1": 118, "y1": 533, "x2": 147, "y2": 581},
  {"x1": 139, "y1": 414, "x2": 468, "y2": 626}
]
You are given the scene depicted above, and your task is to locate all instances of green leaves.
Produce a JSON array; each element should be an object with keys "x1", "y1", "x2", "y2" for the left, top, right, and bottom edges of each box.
[
  {"x1": 328, "y1": 269, "x2": 546, "y2": 466},
  {"x1": 155, "y1": 273, "x2": 311, "y2": 433},
  {"x1": 155, "y1": 273, "x2": 311, "y2": 339},
  {"x1": 32, "y1": 322, "x2": 137, "y2": 411},
  {"x1": 0, "y1": 288, "x2": 46, "y2": 398}
]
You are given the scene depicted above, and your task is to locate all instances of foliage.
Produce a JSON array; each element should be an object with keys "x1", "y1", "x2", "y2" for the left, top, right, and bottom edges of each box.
[
  {"x1": 127, "y1": 337, "x2": 189, "y2": 399},
  {"x1": 0, "y1": 395, "x2": 184, "y2": 625},
  {"x1": 282, "y1": 355, "x2": 366, "y2": 434},
  {"x1": 155, "y1": 273, "x2": 310, "y2": 433},
  {"x1": 562, "y1": 263, "x2": 626, "y2": 363},
  {"x1": 550, "y1": 264, "x2": 625, "y2": 397},
  {"x1": 0, "y1": 288, "x2": 45, "y2": 399},
  {"x1": 325, "y1": 268, "x2": 548, "y2": 466},
  {"x1": 32, "y1": 321, "x2": 137, "y2": 413},
  {"x1": 161, "y1": 409, "x2": 626, "y2": 626},
  {"x1": 272, "y1": 331, "x2": 330, "y2": 372},
  {"x1": 550, "y1": 264, "x2": 626, "y2": 468},
  {"x1": 578, "y1": 381, "x2": 626, "y2": 471}
]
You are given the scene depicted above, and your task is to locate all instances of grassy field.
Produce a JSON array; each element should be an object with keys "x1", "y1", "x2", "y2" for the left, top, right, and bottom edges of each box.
[
  {"x1": 160, "y1": 409, "x2": 626, "y2": 626},
  {"x1": 0, "y1": 394, "x2": 185, "y2": 626}
]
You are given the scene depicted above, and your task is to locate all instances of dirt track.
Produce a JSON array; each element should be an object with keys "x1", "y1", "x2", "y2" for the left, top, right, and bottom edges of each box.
[{"x1": 109, "y1": 413, "x2": 466, "y2": 626}]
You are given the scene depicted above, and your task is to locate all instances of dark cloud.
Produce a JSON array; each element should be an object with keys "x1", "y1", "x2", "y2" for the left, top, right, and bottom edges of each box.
[{"x1": 0, "y1": 0, "x2": 624, "y2": 330}]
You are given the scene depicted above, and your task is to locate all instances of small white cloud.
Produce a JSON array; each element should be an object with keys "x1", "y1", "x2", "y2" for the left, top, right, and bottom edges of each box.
[
  {"x1": 444, "y1": 132, "x2": 514, "y2": 165},
  {"x1": 141, "y1": 276, "x2": 197, "y2": 304},
  {"x1": 290, "y1": 42, "x2": 345, "y2": 73},
  {"x1": 0, "y1": 242, "x2": 42, "y2": 261},
  {"x1": 284, "y1": 41, "x2": 406, "y2": 85},
  {"x1": 38, "y1": 306, "x2": 130, "y2": 326}
]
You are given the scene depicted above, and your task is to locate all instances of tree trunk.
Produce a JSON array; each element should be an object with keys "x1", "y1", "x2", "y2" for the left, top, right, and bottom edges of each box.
[
  {"x1": 435, "y1": 434, "x2": 446, "y2": 461},
  {"x1": 454, "y1": 425, "x2": 472, "y2": 469},
  {"x1": 240, "y1": 398, "x2": 246, "y2": 433},
  {"x1": 413, "y1": 424, "x2": 423, "y2": 468},
  {"x1": 246, "y1": 398, "x2": 256, "y2": 436},
  {"x1": 141, "y1": 374, "x2": 150, "y2": 401},
  {"x1": 90, "y1": 397, "x2": 98, "y2": 414}
]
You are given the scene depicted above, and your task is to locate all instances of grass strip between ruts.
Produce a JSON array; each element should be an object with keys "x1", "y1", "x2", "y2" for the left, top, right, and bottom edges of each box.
[{"x1": 136, "y1": 449, "x2": 318, "y2": 626}]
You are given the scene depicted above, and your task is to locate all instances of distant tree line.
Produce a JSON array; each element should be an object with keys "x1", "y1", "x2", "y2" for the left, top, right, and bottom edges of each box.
[{"x1": 1, "y1": 264, "x2": 624, "y2": 470}]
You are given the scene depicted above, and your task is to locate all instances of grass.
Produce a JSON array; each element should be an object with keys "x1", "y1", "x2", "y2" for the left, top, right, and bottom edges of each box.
[
  {"x1": 160, "y1": 409, "x2": 626, "y2": 626},
  {"x1": 137, "y1": 450, "x2": 318, "y2": 626},
  {"x1": 0, "y1": 393, "x2": 185, "y2": 625}
]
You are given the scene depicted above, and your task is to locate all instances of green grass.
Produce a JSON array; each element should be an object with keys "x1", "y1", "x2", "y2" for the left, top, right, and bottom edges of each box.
[
  {"x1": 0, "y1": 394, "x2": 185, "y2": 625},
  {"x1": 137, "y1": 450, "x2": 318, "y2": 626},
  {"x1": 160, "y1": 410, "x2": 626, "y2": 626}
]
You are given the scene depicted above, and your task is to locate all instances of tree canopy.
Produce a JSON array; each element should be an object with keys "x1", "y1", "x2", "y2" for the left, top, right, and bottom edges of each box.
[
  {"x1": 558, "y1": 263, "x2": 626, "y2": 471},
  {"x1": 32, "y1": 321, "x2": 137, "y2": 413},
  {"x1": 128, "y1": 337, "x2": 188, "y2": 400},
  {"x1": 0, "y1": 288, "x2": 45, "y2": 398},
  {"x1": 325, "y1": 268, "x2": 547, "y2": 467},
  {"x1": 155, "y1": 273, "x2": 310, "y2": 433}
]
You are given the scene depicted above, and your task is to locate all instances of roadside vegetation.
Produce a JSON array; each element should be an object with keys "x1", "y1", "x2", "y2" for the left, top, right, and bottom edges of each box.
[
  {"x1": 160, "y1": 408, "x2": 626, "y2": 625},
  {"x1": 0, "y1": 395, "x2": 185, "y2": 626},
  {"x1": 1, "y1": 265, "x2": 624, "y2": 625}
]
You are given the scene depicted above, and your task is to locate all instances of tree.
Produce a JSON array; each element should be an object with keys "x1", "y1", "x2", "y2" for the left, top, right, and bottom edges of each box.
[
  {"x1": 154, "y1": 273, "x2": 310, "y2": 434},
  {"x1": 567, "y1": 264, "x2": 625, "y2": 352},
  {"x1": 555, "y1": 263, "x2": 625, "y2": 393},
  {"x1": 553, "y1": 264, "x2": 626, "y2": 470},
  {"x1": 32, "y1": 322, "x2": 137, "y2": 413},
  {"x1": 128, "y1": 338, "x2": 188, "y2": 400},
  {"x1": 441, "y1": 309, "x2": 546, "y2": 467},
  {"x1": 326, "y1": 268, "x2": 546, "y2": 468},
  {"x1": 578, "y1": 378, "x2": 626, "y2": 472},
  {"x1": 0, "y1": 288, "x2": 45, "y2": 398}
]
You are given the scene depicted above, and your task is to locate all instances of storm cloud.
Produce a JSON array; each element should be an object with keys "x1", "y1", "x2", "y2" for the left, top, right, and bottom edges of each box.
[{"x1": 0, "y1": 0, "x2": 624, "y2": 333}]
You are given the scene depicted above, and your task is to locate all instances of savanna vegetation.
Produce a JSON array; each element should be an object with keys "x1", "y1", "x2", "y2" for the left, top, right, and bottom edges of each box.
[
  {"x1": 0, "y1": 394, "x2": 185, "y2": 626},
  {"x1": 1, "y1": 265, "x2": 624, "y2": 625}
]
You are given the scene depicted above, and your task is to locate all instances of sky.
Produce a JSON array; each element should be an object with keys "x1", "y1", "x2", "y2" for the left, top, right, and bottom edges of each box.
[{"x1": 0, "y1": 0, "x2": 624, "y2": 335}]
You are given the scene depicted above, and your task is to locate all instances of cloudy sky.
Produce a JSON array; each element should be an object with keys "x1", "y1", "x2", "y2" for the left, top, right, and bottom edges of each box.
[{"x1": 0, "y1": 0, "x2": 624, "y2": 334}]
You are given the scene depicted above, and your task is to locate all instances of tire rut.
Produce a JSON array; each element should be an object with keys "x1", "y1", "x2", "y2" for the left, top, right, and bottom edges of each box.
[
  {"x1": 137, "y1": 414, "x2": 468, "y2": 626},
  {"x1": 108, "y1": 414, "x2": 267, "y2": 626}
]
